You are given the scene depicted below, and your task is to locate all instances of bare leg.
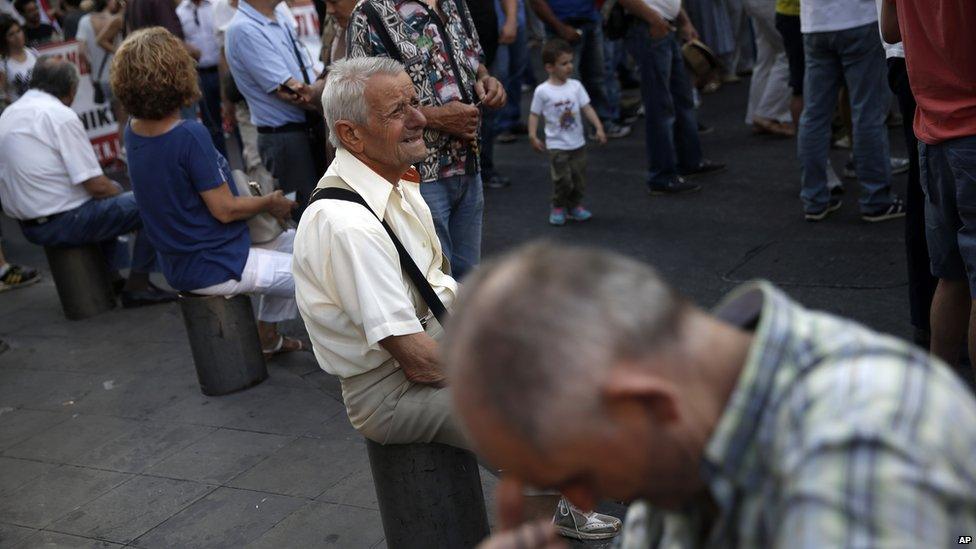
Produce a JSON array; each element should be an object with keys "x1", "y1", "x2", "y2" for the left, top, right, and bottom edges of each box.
[{"x1": 930, "y1": 278, "x2": 970, "y2": 366}]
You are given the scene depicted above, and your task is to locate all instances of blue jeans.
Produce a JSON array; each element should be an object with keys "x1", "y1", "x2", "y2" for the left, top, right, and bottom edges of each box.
[
  {"x1": 919, "y1": 135, "x2": 976, "y2": 293},
  {"x1": 549, "y1": 20, "x2": 613, "y2": 122},
  {"x1": 197, "y1": 69, "x2": 227, "y2": 157},
  {"x1": 798, "y1": 23, "x2": 892, "y2": 214},
  {"x1": 603, "y1": 37, "x2": 626, "y2": 122},
  {"x1": 420, "y1": 173, "x2": 484, "y2": 280},
  {"x1": 625, "y1": 26, "x2": 703, "y2": 186},
  {"x1": 21, "y1": 192, "x2": 156, "y2": 273},
  {"x1": 493, "y1": 22, "x2": 529, "y2": 133}
]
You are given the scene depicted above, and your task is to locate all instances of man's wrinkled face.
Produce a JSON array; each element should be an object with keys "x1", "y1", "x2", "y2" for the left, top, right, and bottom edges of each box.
[
  {"x1": 325, "y1": 0, "x2": 356, "y2": 29},
  {"x1": 454, "y1": 365, "x2": 705, "y2": 512},
  {"x1": 359, "y1": 71, "x2": 427, "y2": 170}
]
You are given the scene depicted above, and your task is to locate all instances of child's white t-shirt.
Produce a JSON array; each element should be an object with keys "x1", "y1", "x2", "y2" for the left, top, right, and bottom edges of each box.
[{"x1": 530, "y1": 79, "x2": 590, "y2": 151}]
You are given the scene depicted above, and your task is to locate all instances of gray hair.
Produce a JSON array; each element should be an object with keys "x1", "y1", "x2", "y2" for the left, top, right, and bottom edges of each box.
[
  {"x1": 29, "y1": 55, "x2": 80, "y2": 100},
  {"x1": 444, "y1": 242, "x2": 686, "y2": 450},
  {"x1": 321, "y1": 56, "x2": 405, "y2": 148}
]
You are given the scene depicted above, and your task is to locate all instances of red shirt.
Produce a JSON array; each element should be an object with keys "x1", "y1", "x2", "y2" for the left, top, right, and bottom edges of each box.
[{"x1": 896, "y1": 0, "x2": 976, "y2": 144}]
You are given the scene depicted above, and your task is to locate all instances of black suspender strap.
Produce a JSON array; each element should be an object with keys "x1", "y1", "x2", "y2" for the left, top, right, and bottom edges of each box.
[{"x1": 307, "y1": 186, "x2": 449, "y2": 324}]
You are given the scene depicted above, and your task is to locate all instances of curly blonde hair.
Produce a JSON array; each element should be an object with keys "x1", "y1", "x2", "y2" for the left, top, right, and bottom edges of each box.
[{"x1": 110, "y1": 27, "x2": 200, "y2": 120}]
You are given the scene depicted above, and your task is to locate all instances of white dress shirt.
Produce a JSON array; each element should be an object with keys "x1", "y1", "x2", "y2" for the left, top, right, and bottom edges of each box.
[
  {"x1": 0, "y1": 90, "x2": 99, "y2": 220},
  {"x1": 177, "y1": 0, "x2": 221, "y2": 67},
  {"x1": 293, "y1": 148, "x2": 459, "y2": 379}
]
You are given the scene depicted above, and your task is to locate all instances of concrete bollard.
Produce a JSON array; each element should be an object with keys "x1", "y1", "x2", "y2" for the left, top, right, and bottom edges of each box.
[
  {"x1": 366, "y1": 440, "x2": 491, "y2": 549},
  {"x1": 44, "y1": 244, "x2": 117, "y2": 320},
  {"x1": 178, "y1": 293, "x2": 268, "y2": 396}
]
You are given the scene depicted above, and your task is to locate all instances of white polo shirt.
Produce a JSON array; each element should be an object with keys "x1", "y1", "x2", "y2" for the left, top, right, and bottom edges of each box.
[
  {"x1": 801, "y1": 0, "x2": 877, "y2": 34},
  {"x1": 293, "y1": 148, "x2": 459, "y2": 379},
  {"x1": 0, "y1": 90, "x2": 99, "y2": 220},
  {"x1": 177, "y1": 0, "x2": 221, "y2": 68}
]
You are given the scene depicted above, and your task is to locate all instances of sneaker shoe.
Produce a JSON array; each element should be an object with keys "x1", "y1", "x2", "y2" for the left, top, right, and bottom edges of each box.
[
  {"x1": 805, "y1": 198, "x2": 843, "y2": 222},
  {"x1": 833, "y1": 135, "x2": 852, "y2": 149},
  {"x1": 549, "y1": 207, "x2": 567, "y2": 226},
  {"x1": 862, "y1": 197, "x2": 906, "y2": 222},
  {"x1": 552, "y1": 498, "x2": 622, "y2": 541},
  {"x1": 649, "y1": 177, "x2": 702, "y2": 195},
  {"x1": 567, "y1": 205, "x2": 592, "y2": 221},
  {"x1": 890, "y1": 157, "x2": 910, "y2": 175},
  {"x1": 495, "y1": 131, "x2": 518, "y2": 144},
  {"x1": 603, "y1": 121, "x2": 631, "y2": 139},
  {"x1": 698, "y1": 122, "x2": 715, "y2": 135},
  {"x1": 0, "y1": 264, "x2": 40, "y2": 292},
  {"x1": 829, "y1": 184, "x2": 845, "y2": 197},
  {"x1": 680, "y1": 159, "x2": 726, "y2": 179},
  {"x1": 485, "y1": 174, "x2": 511, "y2": 189}
]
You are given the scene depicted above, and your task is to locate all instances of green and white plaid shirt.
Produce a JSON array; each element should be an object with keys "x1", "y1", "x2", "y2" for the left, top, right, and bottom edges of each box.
[{"x1": 618, "y1": 281, "x2": 976, "y2": 549}]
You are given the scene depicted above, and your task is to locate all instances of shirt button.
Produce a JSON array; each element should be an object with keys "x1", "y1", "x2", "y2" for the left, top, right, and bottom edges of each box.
[{"x1": 422, "y1": 242, "x2": 428, "y2": 248}]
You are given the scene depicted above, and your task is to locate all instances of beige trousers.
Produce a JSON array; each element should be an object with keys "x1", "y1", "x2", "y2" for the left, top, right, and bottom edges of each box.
[{"x1": 338, "y1": 324, "x2": 470, "y2": 449}]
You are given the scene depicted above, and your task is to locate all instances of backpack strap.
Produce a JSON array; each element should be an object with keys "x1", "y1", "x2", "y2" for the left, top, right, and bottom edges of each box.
[{"x1": 307, "y1": 184, "x2": 449, "y2": 324}]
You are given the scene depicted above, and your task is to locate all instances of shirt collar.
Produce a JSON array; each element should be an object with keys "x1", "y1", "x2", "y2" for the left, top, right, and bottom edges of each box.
[
  {"x1": 702, "y1": 281, "x2": 796, "y2": 493},
  {"x1": 328, "y1": 148, "x2": 418, "y2": 218}
]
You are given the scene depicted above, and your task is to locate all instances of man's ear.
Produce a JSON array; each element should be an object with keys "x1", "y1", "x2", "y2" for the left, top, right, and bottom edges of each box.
[
  {"x1": 602, "y1": 361, "x2": 680, "y2": 424},
  {"x1": 335, "y1": 120, "x2": 363, "y2": 153}
]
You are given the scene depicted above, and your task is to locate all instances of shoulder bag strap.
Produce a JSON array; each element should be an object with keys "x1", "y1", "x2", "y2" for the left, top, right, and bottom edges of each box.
[
  {"x1": 307, "y1": 185, "x2": 449, "y2": 323},
  {"x1": 361, "y1": 1, "x2": 405, "y2": 63}
]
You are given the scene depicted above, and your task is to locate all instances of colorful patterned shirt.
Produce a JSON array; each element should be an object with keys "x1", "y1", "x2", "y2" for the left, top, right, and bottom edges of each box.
[
  {"x1": 347, "y1": 0, "x2": 483, "y2": 183},
  {"x1": 616, "y1": 281, "x2": 976, "y2": 548}
]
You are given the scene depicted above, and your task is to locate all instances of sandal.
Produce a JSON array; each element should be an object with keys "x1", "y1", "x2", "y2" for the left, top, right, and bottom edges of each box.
[{"x1": 262, "y1": 334, "x2": 306, "y2": 359}]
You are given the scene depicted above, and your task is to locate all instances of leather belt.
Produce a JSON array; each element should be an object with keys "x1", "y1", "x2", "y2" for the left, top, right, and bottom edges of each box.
[
  {"x1": 257, "y1": 122, "x2": 310, "y2": 134},
  {"x1": 20, "y1": 211, "x2": 64, "y2": 227}
]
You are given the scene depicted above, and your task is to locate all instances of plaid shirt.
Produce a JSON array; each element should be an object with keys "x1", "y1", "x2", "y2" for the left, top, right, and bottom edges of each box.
[
  {"x1": 618, "y1": 281, "x2": 976, "y2": 548},
  {"x1": 347, "y1": 0, "x2": 483, "y2": 183}
]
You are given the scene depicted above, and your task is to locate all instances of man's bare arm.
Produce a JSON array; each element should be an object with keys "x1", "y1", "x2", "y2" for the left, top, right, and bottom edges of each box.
[
  {"x1": 380, "y1": 332, "x2": 446, "y2": 387},
  {"x1": 881, "y1": 0, "x2": 901, "y2": 44}
]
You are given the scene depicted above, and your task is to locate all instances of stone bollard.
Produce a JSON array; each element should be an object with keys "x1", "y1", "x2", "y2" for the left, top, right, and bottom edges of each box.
[
  {"x1": 44, "y1": 244, "x2": 117, "y2": 320},
  {"x1": 366, "y1": 440, "x2": 491, "y2": 549},
  {"x1": 178, "y1": 293, "x2": 268, "y2": 396}
]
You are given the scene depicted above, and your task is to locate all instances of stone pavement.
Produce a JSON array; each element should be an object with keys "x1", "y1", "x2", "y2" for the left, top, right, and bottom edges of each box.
[{"x1": 0, "y1": 81, "x2": 919, "y2": 548}]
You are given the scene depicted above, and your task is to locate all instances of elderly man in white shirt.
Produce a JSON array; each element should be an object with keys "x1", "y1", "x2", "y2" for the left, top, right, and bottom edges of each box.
[
  {"x1": 176, "y1": 0, "x2": 226, "y2": 155},
  {"x1": 293, "y1": 56, "x2": 622, "y2": 542},
  {"x1": 0, "y1": 56, "x2": 172, "y2": 307}
]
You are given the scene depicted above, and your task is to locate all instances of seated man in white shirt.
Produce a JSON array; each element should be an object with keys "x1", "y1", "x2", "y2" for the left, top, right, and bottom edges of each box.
[
  {"x1": 0, "y1": 56, "x2": 173, "y2": 306},
  {"x1": 293, "y1": 57, "x2": 621, "y2": 541}
]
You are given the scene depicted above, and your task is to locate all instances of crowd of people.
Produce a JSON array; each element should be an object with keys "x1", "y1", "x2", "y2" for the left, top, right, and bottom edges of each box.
[{"x1": 0, "y1": 0, "x2": 975, "y2": 545}]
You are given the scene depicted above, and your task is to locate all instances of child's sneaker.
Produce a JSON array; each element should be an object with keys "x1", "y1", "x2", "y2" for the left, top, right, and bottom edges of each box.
[
  {"x1": 567, "y1": 205, "x2": 592, "y2": 221},
  {"x1": 549, "y1": 207, "x2": 566, "y2": 226}
]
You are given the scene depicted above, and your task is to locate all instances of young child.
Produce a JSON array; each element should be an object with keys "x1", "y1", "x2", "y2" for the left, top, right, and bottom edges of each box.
[{"x1": 529, "y1": 38, "x2": 606, "y2": 226}]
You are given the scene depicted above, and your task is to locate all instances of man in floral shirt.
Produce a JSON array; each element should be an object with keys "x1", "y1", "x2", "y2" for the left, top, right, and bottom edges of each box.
[{"x1": 347, "y1": 0, "x2": 506, "y2": 279}]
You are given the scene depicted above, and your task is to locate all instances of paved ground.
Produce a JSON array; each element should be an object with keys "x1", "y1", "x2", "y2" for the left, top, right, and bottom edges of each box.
[{"x1": 0, "y1": 80, "x2": 918, "y2": 548}]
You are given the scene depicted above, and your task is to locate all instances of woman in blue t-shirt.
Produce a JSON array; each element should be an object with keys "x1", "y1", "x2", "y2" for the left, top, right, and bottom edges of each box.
[{"x1": 111, "y1": 27, "x2": 304, "y2": 357}]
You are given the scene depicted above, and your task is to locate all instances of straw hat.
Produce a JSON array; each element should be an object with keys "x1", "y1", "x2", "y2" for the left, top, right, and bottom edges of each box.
[{"x1": 682, "y1": 39, "x2": 721, "y2": 82}]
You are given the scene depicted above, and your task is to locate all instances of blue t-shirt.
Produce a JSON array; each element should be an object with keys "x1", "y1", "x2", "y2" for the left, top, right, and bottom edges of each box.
[
  {"x1": 125, "y1": 120, "x2": 250, "y2": 291},
  {"x1": 547, "y1": 0, "x2": 598, "y2": 22}
]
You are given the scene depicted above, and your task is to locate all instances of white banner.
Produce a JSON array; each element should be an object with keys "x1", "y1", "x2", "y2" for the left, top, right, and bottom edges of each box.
[
  {"x1": 289, "y1": 0, "x2": 324, "y2": 74},
  {"x1": 36, "y1": 40, "x2": 120, "y2": 166}
]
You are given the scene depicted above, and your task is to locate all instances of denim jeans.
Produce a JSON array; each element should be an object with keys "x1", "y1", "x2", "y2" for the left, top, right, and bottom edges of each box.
[
  {"x1": 493, "y1": 22, "x2": 529, "y2": 133},
  {"x1": 798, "y1": 23, "x2": 892, "y2": 214},
  {"x1": 625, "y1": 25, "x2": 703, "y2": 186},
  {"x1": 197, "y1": 69, "x2": 227, "y2": 157},
  {"x1": 419, "y1": 173, "x2": 484, "y2": 280},
  {"x1": 21, "y1": 192, "x2": 156, "y2": 273},
  {"x1": 603, "y1": 37, "x2": 626, "y2": 122},
  {"x1": 919, "y1": 135, "x2": 976, "y2": 293},
  {"x1": 549, "y1": 20, "x2": 612, "y2": 122}
]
